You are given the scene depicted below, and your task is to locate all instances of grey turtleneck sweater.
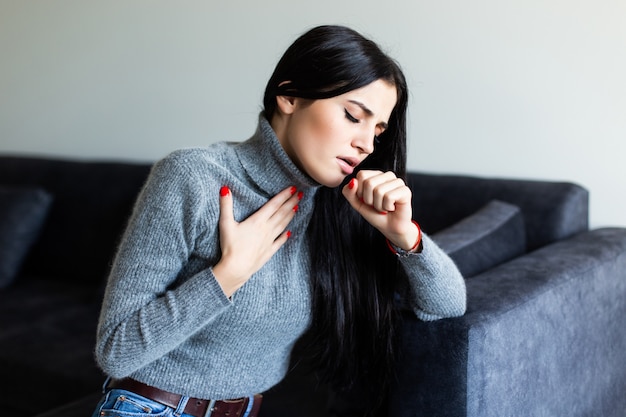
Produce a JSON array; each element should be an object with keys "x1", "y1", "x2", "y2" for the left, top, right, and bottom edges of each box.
[{"x1": 95, "y1": 116, "x2": 466, "y2": 400}]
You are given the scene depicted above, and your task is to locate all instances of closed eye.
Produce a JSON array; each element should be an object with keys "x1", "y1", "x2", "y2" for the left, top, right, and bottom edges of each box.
[{"x1": 344, "y1": 109, "x2": 359, "y2": 123}]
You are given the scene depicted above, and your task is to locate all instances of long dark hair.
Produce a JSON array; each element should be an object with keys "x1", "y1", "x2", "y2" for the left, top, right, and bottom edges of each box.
[{"x1": 264, "y1": 25, "x2": 409, "y2": 409}]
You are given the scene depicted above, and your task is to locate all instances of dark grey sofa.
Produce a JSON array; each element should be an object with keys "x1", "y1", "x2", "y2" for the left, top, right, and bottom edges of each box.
[
  {"x1": 0, "y1": 155, "x2": 151, "y2": 416},
  {"x1": 391, "y1": 176, "x2": 626, "y2": 417},
  {"x1": 0, "y1": 154, "x2": 624, "y2": 417}
]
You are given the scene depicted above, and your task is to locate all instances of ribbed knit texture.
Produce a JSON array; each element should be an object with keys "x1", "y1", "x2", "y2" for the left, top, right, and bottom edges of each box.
[{"x1": 95, "y1": 115, "x2": 466, "y2": 400}]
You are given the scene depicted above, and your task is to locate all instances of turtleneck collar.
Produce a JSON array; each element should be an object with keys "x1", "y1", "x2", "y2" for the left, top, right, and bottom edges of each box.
[{"x1": 234, "y1": 114, "x2": 320, "y2": 197}]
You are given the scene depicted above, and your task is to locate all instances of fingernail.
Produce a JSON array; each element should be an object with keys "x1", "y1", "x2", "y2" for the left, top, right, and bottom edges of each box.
[
  {"x1": 293, "y1": 205, "x2": 299, "y2": 212},
  {"x1": 348, "y1": 178, "x2": 355, "y2": 190},
  {"x1": 297, "y1": 191, "x2": 304, "y2": 201},
  {"x1": 287, "y1": 230, "x2": 292, "y2": 238},
  {"x1": 379, "y1": 211, "x2": 388, "y2": 215},
  {"x1": 290, "y1": 186, "x2": 297, "y2": 195},
  {"x1": 220, "y1": 186, "x2": 229, "y2": 197}
]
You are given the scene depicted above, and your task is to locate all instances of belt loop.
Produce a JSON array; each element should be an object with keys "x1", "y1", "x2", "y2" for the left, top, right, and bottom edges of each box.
[
  {"x1": 101, "y1": 376, "x2": 111, "y2": 394},
  {"x1": 242, "y1": 395, "x2": 254, "y2": 417},
  {"x1": 173, "y1": 395, "x2": 189, "y2": 417},
  {"x1": 203, "y1": 399, "x2": 216, "y2": 417}
]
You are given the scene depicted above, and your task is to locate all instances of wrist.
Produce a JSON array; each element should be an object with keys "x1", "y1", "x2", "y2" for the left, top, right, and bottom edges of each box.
[
  {"x1": 386, "y1": 220, "x2": 422, "y2": 256},
  {"x1": 212, "y1": 258, "x2": 246, "y2": 298}
]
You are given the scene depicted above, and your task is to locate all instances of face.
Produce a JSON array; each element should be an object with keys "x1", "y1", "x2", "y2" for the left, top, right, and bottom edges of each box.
[{"x1": 271, "y1": 79, "x2": 398, "y2": 187}]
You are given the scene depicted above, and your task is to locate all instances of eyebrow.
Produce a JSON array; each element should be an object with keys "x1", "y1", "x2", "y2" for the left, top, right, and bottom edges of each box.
[{"x1": 348, "y1": 100, "x2": 389, "y2": 130}]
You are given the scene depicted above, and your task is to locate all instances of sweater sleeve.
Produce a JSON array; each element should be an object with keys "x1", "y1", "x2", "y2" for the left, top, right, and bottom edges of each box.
[
  {"x1": 95, "y1": 153, "x2": 231, "y2": 378},
  {"x1": 399, "y1": 232, "x2": 467, "y2": 321}
]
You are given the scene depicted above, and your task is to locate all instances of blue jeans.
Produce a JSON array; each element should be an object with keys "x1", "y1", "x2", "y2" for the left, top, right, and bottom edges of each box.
[
  {"x1": 91, "y1": 380, "x2": 256, "y2": 417},
  {"x1": 91, "y1": 388, "x2": 180, "y2": 417}
]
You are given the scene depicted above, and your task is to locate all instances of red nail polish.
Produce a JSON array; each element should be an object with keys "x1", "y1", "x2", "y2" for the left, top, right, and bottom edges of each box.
[
  {"x1": 293, "y1": 205, "x2": 299, "y2": 212},
  {"x1": 379, "y1": 211, "x2": 388, "y2": 215},
  {"x1": 290, "y1": 186, "x2": 297, "y2": 195},
  {"x1": 348, "y1": 178, "x2": 355, "y2": 190},
  {"x1": 220, "y1": 186, "x2": 229, "y2": 197},
  {"x1": 297, "y1": 191, "x2": 304, "y2": 201},
  {"x1": 287, "y1": 230, "x2": 292, "y2": 238}
]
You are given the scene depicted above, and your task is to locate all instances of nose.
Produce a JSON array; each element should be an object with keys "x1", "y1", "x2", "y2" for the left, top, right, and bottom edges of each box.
[{"x1": 352, "y1": 128, "x2": 376, "y2": 155}]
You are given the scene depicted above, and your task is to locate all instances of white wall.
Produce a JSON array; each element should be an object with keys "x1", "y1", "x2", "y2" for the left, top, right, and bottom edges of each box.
[{"x1": 1, "y1": 1, "x2": 624, "y2": 227}]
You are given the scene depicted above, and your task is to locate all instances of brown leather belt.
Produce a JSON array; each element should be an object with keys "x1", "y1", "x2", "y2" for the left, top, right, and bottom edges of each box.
[{"x1": 108, "y1": 378, "x2": 262, "y2": 417}]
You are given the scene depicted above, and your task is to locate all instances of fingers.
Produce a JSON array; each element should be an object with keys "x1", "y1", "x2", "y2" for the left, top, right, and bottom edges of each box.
[
  {"x1": 218, "y1": 185, "x2": 234, "y2": 233},
  {"x1": 342, "y1": 177, "x2": 368, "y2": 214},
  {"x1": 220, "y1": 185, "x2": 302, "y2": 240},
  {"x1": 342, "y1": 171, "x2": 415, "y2": 242},
  {"x1": 255, "y1": 186, "x2": 302, "y2": 239},
  {"x1": 214, "y1": 185, "x2": 303, "y2": 295},
  {"x1": 343, "y1": 171, "x2": 411, "y2": 213},
  {"x1": 270, "y1": 230, "x2": 292, "y2": 253}
]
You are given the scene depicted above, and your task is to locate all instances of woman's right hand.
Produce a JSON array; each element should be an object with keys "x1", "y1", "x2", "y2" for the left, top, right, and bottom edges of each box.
[{"x1": 212, "y1": 185, "x2": 302, "y2": 297}]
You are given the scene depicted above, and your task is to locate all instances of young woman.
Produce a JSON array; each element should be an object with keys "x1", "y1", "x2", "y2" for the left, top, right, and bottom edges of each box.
[{"x1": 91, "y1": 25, "x2": 466, "y2": 417}]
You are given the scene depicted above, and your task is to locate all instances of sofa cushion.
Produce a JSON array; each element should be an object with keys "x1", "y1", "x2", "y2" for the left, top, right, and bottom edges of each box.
[
  {"x1": 407, "y1": 172, "x2": 588, "y2": 251},
  {"x1": 0, "y1": 156, "x2": 153, "y2": 285},
  {"x1": 0, "y1": 279, "x2": 103, "y2": 415},
  {"x1": 0, "y1": 186, "x2": 53, "y2": 288},
  {"x1": 432, "y1": 200, "x2": 526, "y2": 277}
]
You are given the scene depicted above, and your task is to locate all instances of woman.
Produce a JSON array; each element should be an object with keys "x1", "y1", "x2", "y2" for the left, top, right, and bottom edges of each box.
[{"x1": 92, "y1": 25, "x2": 466, "y2": 417}]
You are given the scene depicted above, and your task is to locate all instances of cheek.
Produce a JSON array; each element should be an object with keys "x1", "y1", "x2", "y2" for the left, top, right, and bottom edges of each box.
[
  {"x1": 293, "y1": 116, "x2": 329, "y2": 149},
  {"x1": 308, "y1": 112, "x2": 344, "y2": 146},
  {"x1": 305, "y1": 109, "x2": 331, "y2": 137},
  {"x1": 290, "y1": 104, "x2": 345, "y2": 153}
]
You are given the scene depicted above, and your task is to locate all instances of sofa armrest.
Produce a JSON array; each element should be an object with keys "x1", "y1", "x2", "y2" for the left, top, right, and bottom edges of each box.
[
  {"x1": 390, "y1": 228, "x2": 626, "y2": 417},
  {"x1": 406, "y1": 172, "x2": 589, "y2": 251}
]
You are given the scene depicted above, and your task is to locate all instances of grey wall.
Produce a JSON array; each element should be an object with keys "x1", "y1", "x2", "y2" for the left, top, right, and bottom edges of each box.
[{"x1": 1, "y1": 1, "x2": 624, "y2": 227}]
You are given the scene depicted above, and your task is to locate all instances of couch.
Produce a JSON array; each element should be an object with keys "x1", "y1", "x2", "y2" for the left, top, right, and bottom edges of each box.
[{"x1": 0, "y1": 154, "x2": 624, "y2": 417}]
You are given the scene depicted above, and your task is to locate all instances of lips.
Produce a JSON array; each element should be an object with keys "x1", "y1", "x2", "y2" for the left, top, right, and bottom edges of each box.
[{"x1": 337, "y1": 156, "x2": 360, "y2": 175}]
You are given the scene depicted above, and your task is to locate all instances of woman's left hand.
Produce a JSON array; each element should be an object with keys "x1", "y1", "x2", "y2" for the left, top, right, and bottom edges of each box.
[{"x1": 342, "y1": 170, "x2": 420, "y2": 250}]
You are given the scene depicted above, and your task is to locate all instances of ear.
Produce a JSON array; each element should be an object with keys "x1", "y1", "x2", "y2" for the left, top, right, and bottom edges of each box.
[{"x1": 275, "y1": 95, "x2": 297, "y2": 116}]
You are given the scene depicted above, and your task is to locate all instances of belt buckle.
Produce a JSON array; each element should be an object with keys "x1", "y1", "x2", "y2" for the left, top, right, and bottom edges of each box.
[{"x1": 203, "y1": 399, "x2": 217, "y2": 417}]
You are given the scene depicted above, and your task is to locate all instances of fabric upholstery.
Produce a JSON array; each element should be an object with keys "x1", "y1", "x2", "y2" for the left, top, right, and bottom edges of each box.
[
  {"x1": 1, "y1": 155, "x2": 623, "y2": 417},
  {"x1": 0, "y1": 186, "x2": 53, "y2": 288},
  {"x1": 0, "y1": 155, "x2": 151, "y2": 415},
  {"x1": 407, "y1": 172, "x2": 588, "y2": 251},
  {"x1": 0, "y1": 279, "x2": 103, "y2": 415},
  {"x1": 0, "y1": 156, "x2": 151, "y2": 284},
  {"x1": 432, "y1": 200, "x2": 526, "y2": 277},
  {"x1": 390, "y1": 228, "x2": 626, "y2": 417}
]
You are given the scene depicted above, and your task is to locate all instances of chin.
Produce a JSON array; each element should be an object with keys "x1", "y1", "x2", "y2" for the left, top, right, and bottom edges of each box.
[
  {"x1": 310, "y1": 168, "x2": 347, "y2": 188},
  {"x1": 322, "y1": 177, "x2": 347, "y2": 188}
]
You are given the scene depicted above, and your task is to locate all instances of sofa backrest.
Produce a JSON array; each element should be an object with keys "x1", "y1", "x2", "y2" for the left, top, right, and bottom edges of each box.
[
  {"x1": 0, "y1": 155, "x2": 589, "y2": 284},
  {"x1": 0, "y1": 155, "x2": 152, "y2": 285},
  {"x1": 407, "y1": 172, "x2": 589, "y2": 251}
]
